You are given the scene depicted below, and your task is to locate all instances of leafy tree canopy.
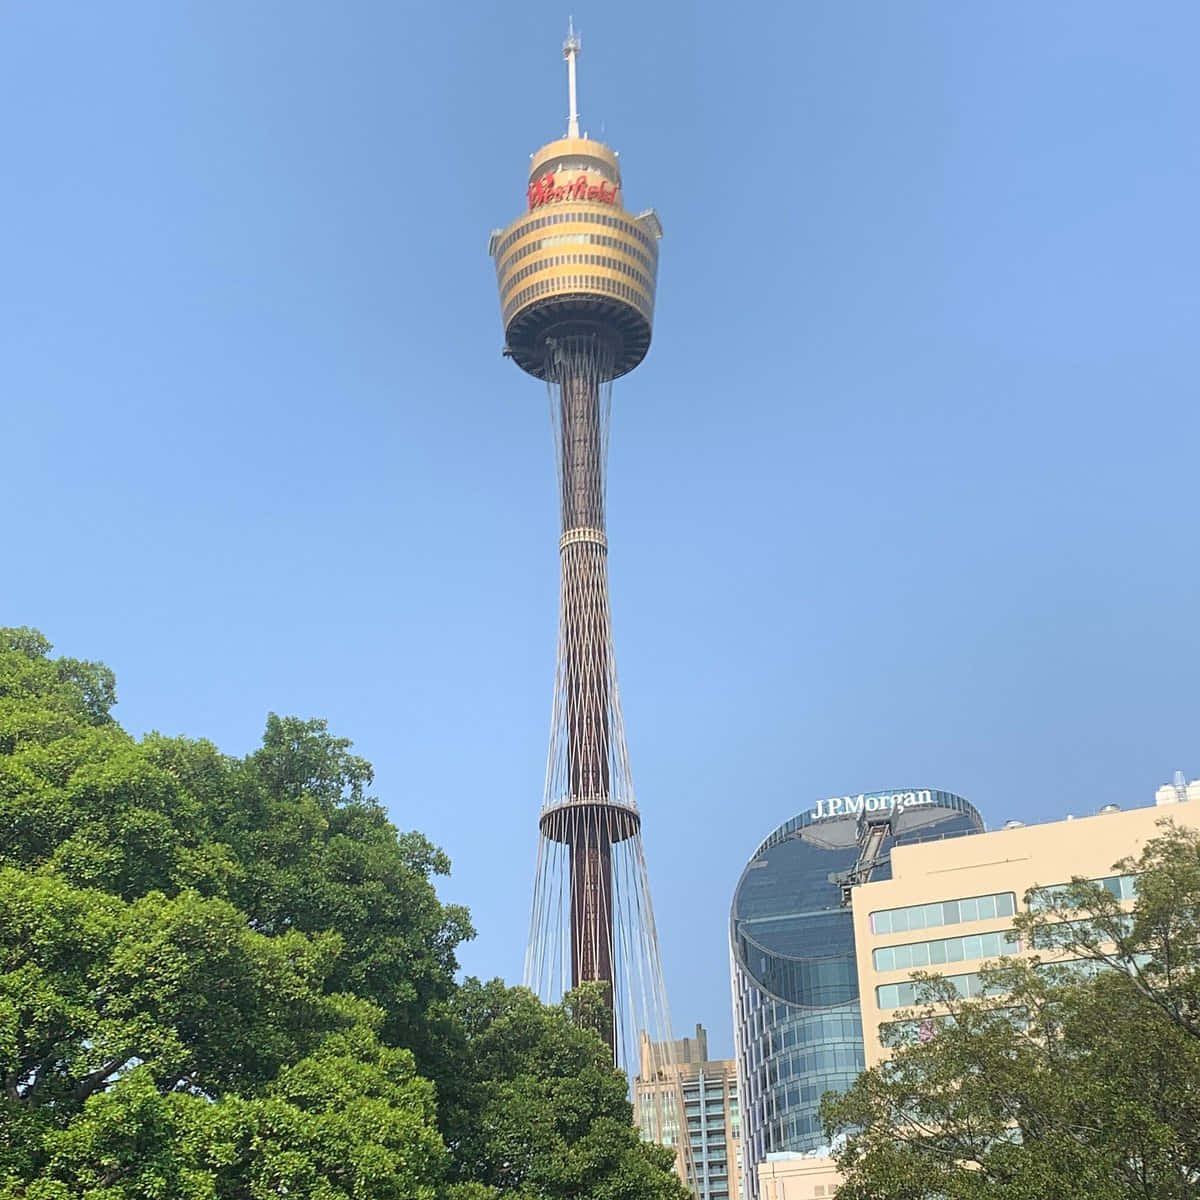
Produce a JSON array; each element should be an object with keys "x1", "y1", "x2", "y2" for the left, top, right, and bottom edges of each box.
[
  {"x1": 822, "y1": 822, "x2": 1200, "y2": 1200},
  {"x1": 440, "y1": 981, "x2": 688, "y2": 1200},
  {"x1": 0, "y1": 629, "x2": 684, "y2": 1199}
]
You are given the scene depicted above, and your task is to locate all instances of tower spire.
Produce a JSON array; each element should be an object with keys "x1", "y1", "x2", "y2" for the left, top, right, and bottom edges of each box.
[{"x1": 563, "y1": 18, "x2": 581, "y2": 138}]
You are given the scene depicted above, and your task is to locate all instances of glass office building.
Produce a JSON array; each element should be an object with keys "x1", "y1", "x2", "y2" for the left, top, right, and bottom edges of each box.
[{"x1": 729, "y1": 789, "x2": 983, "y2": 1200}]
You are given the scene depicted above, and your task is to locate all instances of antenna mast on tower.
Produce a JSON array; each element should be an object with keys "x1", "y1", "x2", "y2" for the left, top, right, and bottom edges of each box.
[{"x1": 564, "y1": 18, "x2": 581, "y2": 138}]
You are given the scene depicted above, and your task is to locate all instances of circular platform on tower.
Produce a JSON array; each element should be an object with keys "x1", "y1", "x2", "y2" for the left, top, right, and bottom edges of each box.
[{"x1": 539, "y1": 797, "x2": 641, "y2": 845}]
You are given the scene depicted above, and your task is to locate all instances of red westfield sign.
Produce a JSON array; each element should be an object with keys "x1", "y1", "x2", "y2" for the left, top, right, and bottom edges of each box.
[{"x1": 527, "y1": 172, "x2": 620, "y2": 211}]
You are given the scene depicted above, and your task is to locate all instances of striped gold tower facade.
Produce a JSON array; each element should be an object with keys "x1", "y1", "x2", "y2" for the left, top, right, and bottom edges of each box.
[
  {"x1": 492, "y1": 136, "x2": 660, "y2": 382},
  {"x1": 489, "y1": 29, "x2": 673, "y2": 1075}
]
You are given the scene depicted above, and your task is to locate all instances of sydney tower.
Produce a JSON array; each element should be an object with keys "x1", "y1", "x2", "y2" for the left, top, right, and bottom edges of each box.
[{"x1": 488, "y1": 25, "x2": 672, "y2": 1070}]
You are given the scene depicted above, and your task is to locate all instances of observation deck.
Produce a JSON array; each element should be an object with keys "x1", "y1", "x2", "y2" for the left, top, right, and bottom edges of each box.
[{"x1": 489, "y1": 135, "x2": 662, "y2": 381}]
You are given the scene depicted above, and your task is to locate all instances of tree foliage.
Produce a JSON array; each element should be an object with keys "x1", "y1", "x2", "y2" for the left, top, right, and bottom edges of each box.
[
  {"x1": 0, "y1": 629, "x2": 684, "y2": 1199},
  {"x1": 439, "y1": 981, "x2": 688, "y2": 1200},
  {"x1": 822, "y1": 822, "x2": 1200, "y2": 1199}
]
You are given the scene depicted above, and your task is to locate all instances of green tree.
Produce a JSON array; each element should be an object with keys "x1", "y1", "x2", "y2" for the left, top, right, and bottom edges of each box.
[
  {"x1": 822, "y1": 822, "x2": 1200, "y2": 1199},
  {"x1": 4, "y1": 1019, "x2": 445, "y2": 1200},
  {"x1": 189, "y1": 713, "x2": 474, "y2": 1072},
  {"x1": 0, "y1": 864, "x2": 447, "y2": 1197},
  {"x1": 0, "y1": 630, "x2": 686, "y2": 1199},
  {"x1": 440, "y1": 981, "x2": 689, "y2": 1200}
]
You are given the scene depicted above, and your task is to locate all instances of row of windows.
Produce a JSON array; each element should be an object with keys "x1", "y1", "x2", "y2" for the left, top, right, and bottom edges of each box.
[
  {"x1": 745, "y1": 945, "x2": 859, "y2": 1009},
  {"x1": 880, "y1": 955, "x2": 1154, "y2": 1043},
  {"x1": 492, "y1": 208, "x2": 659, "y2": 260},
  {"x1": 499, "y1": 253, "x2": 655, "y2": 299},
  {"x1": 532, "y1": 157, "x2": 618, "y2": 180},
  {"x1": 499, "y1": 230, "x2": 658, "y2": 274},
  {"x1": 877, "y1": 970, "x2": 997, "y2": 1010},
  {"x1": 1029, "y1": 911, "x2": 1133, "y2": 950},
  {"x1": 879, "y1": 1013, "x2": 955, "y2": 1045},
  {"x1": 870, "y1": 891, "x2": 1016, "y2": 935},
  {"x1": 502, "y1": 274, "x2": 653, "y2": 325},
  {"x1": 761, "y1": 1078, "x2": 857, "y2": 1153},
  {"x1": 1028, "y1": 873, "x2": 1137, "y2": 911},
  {"x1": 766, "y1": 1043, "x2": 864, "y2": 1085},
  {"x1": 681, "y1": 1084, "x2": 737, "y2": 1102},
  {"x1": 765, "y1": 1010, "x2": 862, "y2": 1054},
  {"x1": 873, "y1": 928, "x2": 1020, "y2": 973},
  {"x1": 1033, "y1": 952, "x2": 1150, "y2": 983},
  {"x1": 757, "y1": 1074, "x2": 846, "y2": 1122},
  {"x1": 747, "y1": 1051, "x2": 858, "y2": 1109}
]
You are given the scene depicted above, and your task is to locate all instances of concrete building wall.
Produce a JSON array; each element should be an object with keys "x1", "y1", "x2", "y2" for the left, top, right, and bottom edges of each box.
[
  {"x1": 756, "y1": 1155, "x2": 842, "y2": 1200},
  {"x1": 851, "y1": 797, "x2": 1200, "y2": 1066}
]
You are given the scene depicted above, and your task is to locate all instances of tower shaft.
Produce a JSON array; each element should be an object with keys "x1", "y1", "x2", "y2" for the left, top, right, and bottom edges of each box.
[
  {"x1": 558, "y1": 360, "x2": 611, "y2": 804},
  {"x1": 548, "y1": 335, "x2": 624, "y2": 1043}
]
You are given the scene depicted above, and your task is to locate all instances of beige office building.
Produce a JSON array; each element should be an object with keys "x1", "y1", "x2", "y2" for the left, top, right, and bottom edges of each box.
[
  {"x1": 852, "y1": 787, "x2": 1200, "y2": 1064},
  {"x1": 744, "y1": 777, "x2": 1199, "y2": 1200},
  {"x1": 634, "y1": 1025, "x2": 742, "y2": 1200},
  {"x1": 756, "y1": 1153, "x2": 843, "y2": 1200}
]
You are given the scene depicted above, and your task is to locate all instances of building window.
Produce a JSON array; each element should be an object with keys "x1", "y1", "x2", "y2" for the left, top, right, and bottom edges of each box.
[
  {"x1": 870, "y1": 892, "x2": 1016, "y2": 935},
  {"x1": 873, "y1": 929, "x2": 1020, "y2": 972},
  {"x1": 1027, "y1": 874, "x2": 1138, "y2": 911},
  {"x1": 879, "y1": 1012, "x2": 955, "y2": 1044},
  {"x1": 876, "y1": 970, "x2": 995, "y2": 1010}
]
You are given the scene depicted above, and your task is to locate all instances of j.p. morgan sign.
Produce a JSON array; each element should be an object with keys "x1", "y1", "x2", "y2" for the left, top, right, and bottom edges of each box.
[{"x1": 812, "y1": 789, "x2": 934, "y2": 821}]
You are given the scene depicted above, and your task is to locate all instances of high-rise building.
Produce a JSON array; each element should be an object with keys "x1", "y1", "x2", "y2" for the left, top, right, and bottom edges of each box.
[
  {"x1": 729, "y1": 789, "x2": 984, "y2": 1200},
  {"x1": 736, "y1": 785, "x2": 1200, "y2": 1200},
  {"x1": 488, "y1": 26, "x2": 672, "y2": 1074},
  {"x1": 634, "y1": 1026, "x2": 743, "y2": 1200}
]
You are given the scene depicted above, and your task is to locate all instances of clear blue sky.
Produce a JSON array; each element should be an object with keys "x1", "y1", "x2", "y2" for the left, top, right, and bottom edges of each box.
[{"x1": 3, "y1": 2, "x2": 1197, "y2": 1058}]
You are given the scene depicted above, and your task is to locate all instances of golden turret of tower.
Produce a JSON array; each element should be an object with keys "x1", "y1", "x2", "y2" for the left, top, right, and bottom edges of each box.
[{"x1": 488, "y1": 30, "x2": 662, "y2": 381}]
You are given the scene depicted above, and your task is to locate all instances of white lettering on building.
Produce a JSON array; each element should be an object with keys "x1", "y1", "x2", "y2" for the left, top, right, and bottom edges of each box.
[{"x1": 810, "y1": 790, "x2": 934, "y2": 821}]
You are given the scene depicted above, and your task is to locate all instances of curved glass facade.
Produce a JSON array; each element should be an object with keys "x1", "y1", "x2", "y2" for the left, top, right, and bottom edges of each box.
[{"x1": 730, "y1": 789, "x2": 983, "y2": 1200}]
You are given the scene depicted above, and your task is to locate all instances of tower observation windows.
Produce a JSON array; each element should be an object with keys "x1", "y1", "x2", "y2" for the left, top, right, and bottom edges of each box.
[
  {"x1": 501, "y1": 274, "x2": 655, "y2": 325},
  {"x1": 499, "y1": 253, "x2": 655, "y2": 298},
  {"x1": 500, "y1": 232, "x2": 658, "y2": 273},
  {"x1": 492, "y1": 209, "x2": 660, "y2": 259}
]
